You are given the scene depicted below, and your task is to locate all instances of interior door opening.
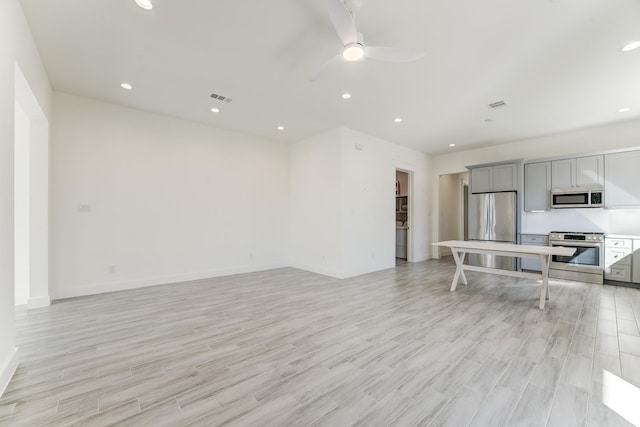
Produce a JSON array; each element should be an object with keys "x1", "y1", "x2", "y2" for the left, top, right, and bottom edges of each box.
[
  {"x1": 395, "y1": 170, "x2": 410, "y2": 264},
  {"x1": 438, "y1": 172, "x2": 469, "y2": 258},
  {"x1": 14, "y1": 63, "x2": 50, "y2": 308}
]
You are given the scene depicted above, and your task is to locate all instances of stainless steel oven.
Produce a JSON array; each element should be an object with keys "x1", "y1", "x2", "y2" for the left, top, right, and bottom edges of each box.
[{"x1": 548, "y1": 231, "x2": 604, "y2": 284}]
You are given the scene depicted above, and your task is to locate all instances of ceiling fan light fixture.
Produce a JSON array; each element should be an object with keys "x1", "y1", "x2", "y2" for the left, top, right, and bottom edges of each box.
[
  {"x1": 135, "y1": 0, "x2": 153, "y2": 10},
  {"x1": 343, "y1": 43, "x2": 364, "y2": 61}
]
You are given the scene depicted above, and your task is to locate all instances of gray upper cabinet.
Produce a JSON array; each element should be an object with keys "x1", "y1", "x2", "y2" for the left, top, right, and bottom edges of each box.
[
  {"x1": 470, "y1": 163, "x2": 518, "y2": 194},
  {"x1": 524, "y1": 162, "x2": 551, "y2": 211},
  {"x1": 551, "y1": 155, "x2": 603, "y2": 188},
  {"x1": 605, "y1": 150, "x2": 640, "y2": 208},
  {"x1": 470, "y1": 167, "x2": 493, "y2": 193}
]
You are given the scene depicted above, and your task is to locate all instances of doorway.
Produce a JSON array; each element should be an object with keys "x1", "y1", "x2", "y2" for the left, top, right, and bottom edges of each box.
[
  {"x1": 395, "y1": 170, "x2": 410, "y2": 263},
  {"x1": 438, "y1": 172, "x2": 468, "y2": 258},
  {"x1": 14, "y1": 63, "x2": 50, "y2": 308}
]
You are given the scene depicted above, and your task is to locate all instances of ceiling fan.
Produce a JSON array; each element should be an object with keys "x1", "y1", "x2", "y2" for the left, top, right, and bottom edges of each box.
[{"x1": 311, "y1": 0, "x2": 424, "y2": 80}]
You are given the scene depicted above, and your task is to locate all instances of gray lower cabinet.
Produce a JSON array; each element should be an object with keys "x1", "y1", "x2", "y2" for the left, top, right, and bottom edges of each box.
[
  {"x1": 634, "y1": 239, "x2": 640, "y2": 283},
  {"x1": 520, "y1": 234, "x2": 548, "y2": 271},
  {"x1": 524, "y1": 162, "x2": 551, "y2": 211}
]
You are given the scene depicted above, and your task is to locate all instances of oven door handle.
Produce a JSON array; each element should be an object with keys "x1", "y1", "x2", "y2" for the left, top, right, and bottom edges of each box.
[{"x1": 549, "y1": 242, "x2": 601, "y2": 248}]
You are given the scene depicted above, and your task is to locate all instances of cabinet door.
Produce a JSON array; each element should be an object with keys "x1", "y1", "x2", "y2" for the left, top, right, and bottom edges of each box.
[
  {"x1": 576, "y1": 155, "x2": 603, "y2": 187},
  {"x1": 634, "y1": 240, "x2": 640, "y2": 283},
  {"x1": 470, "y1": 167, "x2": 493, "y2": 193},
  {"x1": 551, "y1": 159, "x2": 574, "y2": 188},
  {"x1": 492, "y1": 163, "x2": 518, "y2": 191},
  {"x1": 605, "y1": 150, "x2": 640, "y2": 208},
  {"x1": 524, "y1": 162, "x2": 551, "y2": 211}
]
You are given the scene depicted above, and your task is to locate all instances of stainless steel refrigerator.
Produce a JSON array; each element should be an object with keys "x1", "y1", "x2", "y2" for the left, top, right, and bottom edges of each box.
[{"x1": 467, "y1": 191, "x2": 517, "y2": 270}]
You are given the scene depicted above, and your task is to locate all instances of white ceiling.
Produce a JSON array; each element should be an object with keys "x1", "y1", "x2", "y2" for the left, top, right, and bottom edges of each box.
[{"x1": 19, "y1": 0, "x2": 640, "y2": 154}]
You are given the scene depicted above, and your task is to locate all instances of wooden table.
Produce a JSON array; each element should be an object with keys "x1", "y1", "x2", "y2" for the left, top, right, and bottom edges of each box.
[{"x1": 433, "y1": 240, "x2": 576, "y2": 309}]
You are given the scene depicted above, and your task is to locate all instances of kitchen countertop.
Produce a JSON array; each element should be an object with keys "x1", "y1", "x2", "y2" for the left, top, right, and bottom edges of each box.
[{"x1": 606, "y1": 234, "x2": 640, "y2": 239}]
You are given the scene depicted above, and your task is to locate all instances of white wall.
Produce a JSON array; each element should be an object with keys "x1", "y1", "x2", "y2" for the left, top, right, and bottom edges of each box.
[
  {"x1": 0, "y1": 0, "x2": 52, "y2": 396},
  {"x1": 341, "y1": 128, "x2": 431, "y2": 276},
  {"x1": 289, "y1": 129, "x2": 344, "y2": 277},
  {"x1": 14, "y1": 103, "x2": 30, "y2": 305},
  {"x1": 430, "y1": 119, "x2": 640, "y2": 254},
  {"x1": 51, "y1": 93, "x2": 290, "y2": 299},
  {"x1": 290, "y1": 127, "x2": 431, "y2": 278}
]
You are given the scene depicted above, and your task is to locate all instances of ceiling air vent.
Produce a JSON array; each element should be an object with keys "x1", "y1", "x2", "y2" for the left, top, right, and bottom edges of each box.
[
  {"x1": 210, "y1": 93, "x2": 232, "y2": 103},
  {"x1": 488, "y1": 100, "x2": 507, "y2": 109}
]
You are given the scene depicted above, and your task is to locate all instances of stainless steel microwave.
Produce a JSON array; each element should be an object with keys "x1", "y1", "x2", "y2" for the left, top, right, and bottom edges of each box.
[{"x1": 551, "y1": 187, "x2": 604, "y2": 208}]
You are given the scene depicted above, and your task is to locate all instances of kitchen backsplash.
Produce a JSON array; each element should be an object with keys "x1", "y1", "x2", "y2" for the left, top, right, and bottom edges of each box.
[
  {"x1": 607, "y1": 210, "x2": 640, "y2": 235},
  {"x1": 522, "y1": 208, "x2": 616, "y2": 234}
]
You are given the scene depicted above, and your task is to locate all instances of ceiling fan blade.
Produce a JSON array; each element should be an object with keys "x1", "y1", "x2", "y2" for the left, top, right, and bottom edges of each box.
[
  {"x1": 364, "y1": 46, "x2": 424, "y2": 62},
  {"x1": 325, "y1": 0, "x2": 357, "y2": 46},
  {"x1": 310, "y1": 54, "x2": 343, "y2": 81}
]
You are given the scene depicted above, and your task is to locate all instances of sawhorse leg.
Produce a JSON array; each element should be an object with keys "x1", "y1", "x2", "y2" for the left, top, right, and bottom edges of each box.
[
  {"x1": 450, "y1": 249, "x2": 468, "y2": 291},
  {"x1": 539, "y1": 254, "x2": 551, "y2": 309}
]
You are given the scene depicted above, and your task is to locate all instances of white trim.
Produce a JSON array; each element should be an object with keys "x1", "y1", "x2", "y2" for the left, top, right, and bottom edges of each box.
[
  {"x1": 51, "y1": 263, "x2": 289, "y2": 300},
  {"x1": 27, "y1": 296, "x2": 51, "y2": 309},
  {"x1": 0, "y1": 348, "x2": 19, "y2": 398}
]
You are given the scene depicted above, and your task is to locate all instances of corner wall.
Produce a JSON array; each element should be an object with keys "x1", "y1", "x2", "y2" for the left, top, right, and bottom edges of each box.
[
  {"x1": 289, "y1": 129, "x2": 344, "y2": 277},
  {"x1": 290, "y1": 127, "x2": 431, "y2": 279},
  {"x1": 50, "y1": 93, "x2": 291, "y2": 298}
]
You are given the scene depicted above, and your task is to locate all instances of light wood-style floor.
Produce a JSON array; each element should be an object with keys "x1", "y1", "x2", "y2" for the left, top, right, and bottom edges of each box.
[{"x1": 1, "y1": 258, "x2": 639, "y2": 426}]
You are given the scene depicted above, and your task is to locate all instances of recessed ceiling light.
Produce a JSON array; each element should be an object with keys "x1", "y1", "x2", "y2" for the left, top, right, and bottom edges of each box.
[
  {"x1": 394, "y1": 117, "x2": 402, "y2": 123},
  {"x1": 449, "y1": 143, "x2": 456, "y2": 147},
  {"x1": 211, "y1": 108, "x2": 220, "y2": 113},
  {"x1": 618, "y1": 107, "x2": 631, "y2": 113},
  {"x1": 621, "y1": 41, "x2": 640, "y2": 52},
  {"x1": 135, "y1": 0, "x2": 153, "y2": 10},
  {"x1": 120, "y1": 82, "x2": 132, "y2": 90},
  {"x1": 341, "y1": 93, "x2": 351, "y2": 99},
  {"x1": 277, "y1": 126, "x2": 284, "y2": 131}
]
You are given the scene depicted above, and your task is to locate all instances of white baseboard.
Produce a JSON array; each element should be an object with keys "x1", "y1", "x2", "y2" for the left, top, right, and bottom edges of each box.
[
  {"x1": 51, "y1": 262, "x2": 289, "y2": 300},
  {"x1": 0, "y1": 347, "x2": 19, "y2": 398},
  {"x1": 27, "y1": 296, "x2": 51, "y2": 309}
]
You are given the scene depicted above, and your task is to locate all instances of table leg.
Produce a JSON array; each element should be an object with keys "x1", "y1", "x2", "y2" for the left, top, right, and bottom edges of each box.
[
  {"x1": 459, "y1": 252, "x2": 468, "y2": 285},
  {"x1": 450, "y1": 249, "x2": 468, "y2": 291},
  {"x1": 538, "y1": 254, "x2": 550, "y2": 310}
]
